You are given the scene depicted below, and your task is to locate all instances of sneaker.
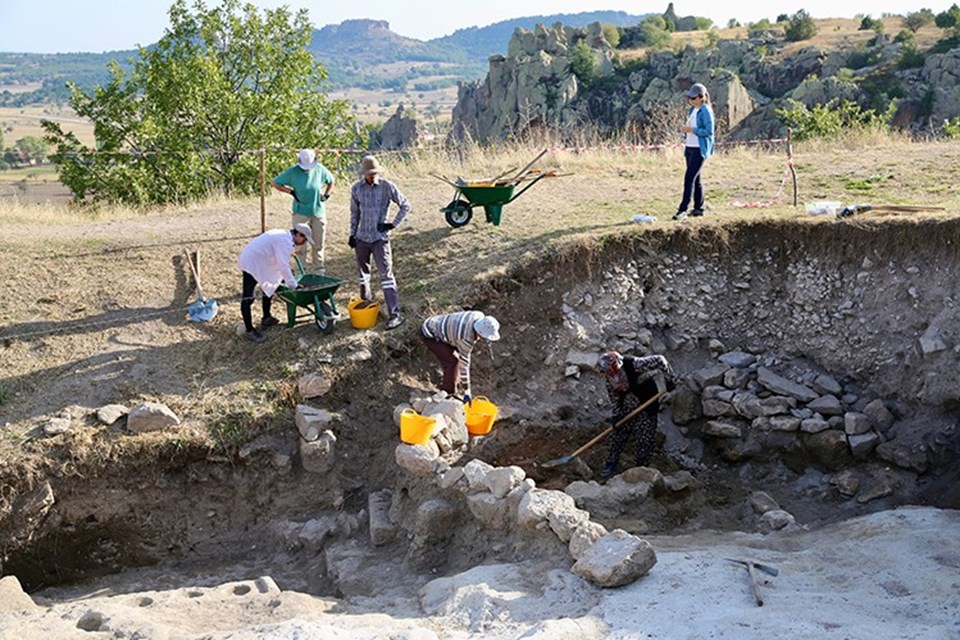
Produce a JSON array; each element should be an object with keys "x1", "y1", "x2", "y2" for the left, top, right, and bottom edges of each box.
[
  {"x1": 385, "y1": 315, "x2": 406, "y2": 330},
  {"x1": 690, "y1": 208, "x2": 705, "y2": 217},
  {"x1": 672, "y1": 211, "x2": 688, "y2": 221},
  {"x1": 260, "y1": 316, "x2": 280, "y2": 329},
  {"x1": 245, "y1": 329, "x2": 267, "y2": 343}
]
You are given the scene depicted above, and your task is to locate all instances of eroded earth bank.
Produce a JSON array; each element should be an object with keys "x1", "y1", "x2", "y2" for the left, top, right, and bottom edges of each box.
[{"x1": 1, "y1": 218, "x2": 959, "y2": 638}]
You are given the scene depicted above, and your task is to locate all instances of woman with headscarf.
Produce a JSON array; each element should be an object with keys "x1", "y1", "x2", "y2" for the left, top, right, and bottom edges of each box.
[{"x1": 596, "y1": 351, "x2": 677, "y2": 480}]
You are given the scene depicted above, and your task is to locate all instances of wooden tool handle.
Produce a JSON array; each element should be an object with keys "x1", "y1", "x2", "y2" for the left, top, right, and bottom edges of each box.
[
  {"x1": 184, "y1": 249, "x2": 205, "y2": 298},
  {"x1": 747, "y1": 562, "x2": 764, "y2": 607},
  {"x1": 567, "y1": 390, "x2": 667, "y2": 459}
]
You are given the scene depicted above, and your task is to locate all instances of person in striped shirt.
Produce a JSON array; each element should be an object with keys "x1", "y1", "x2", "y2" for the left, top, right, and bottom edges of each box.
[
  {"x1": 420, "y1": 311, "x2": 501, "y2": 403},
  {"x1": 348, "y1": 155, "x2": 411, "y2": 330}
]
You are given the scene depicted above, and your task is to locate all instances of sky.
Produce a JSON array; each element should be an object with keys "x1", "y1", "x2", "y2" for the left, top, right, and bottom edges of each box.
[{"x1": 0, "y1": 1, "x2": 955, "y2": 53}]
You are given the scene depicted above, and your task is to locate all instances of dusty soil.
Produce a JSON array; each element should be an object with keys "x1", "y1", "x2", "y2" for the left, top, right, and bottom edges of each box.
[{"x1": 1, "y1": 141, "x2": 959, "y2": 638}]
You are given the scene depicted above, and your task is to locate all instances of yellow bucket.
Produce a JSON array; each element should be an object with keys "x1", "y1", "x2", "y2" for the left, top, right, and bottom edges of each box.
[
  {"x1": 465, "y1": 396, "x2": 499, "y2": 436},
  {"x1": 348, "y1": 296, "x2": 380, "y2": 329},
  {"x1": 399, "y1": 409, "x2": 436, "y2": 445}
]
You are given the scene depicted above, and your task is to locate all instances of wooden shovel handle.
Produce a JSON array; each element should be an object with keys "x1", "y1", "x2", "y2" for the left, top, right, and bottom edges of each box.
[
  {"x1": 567, "y1": 390, "x2": 667, "y2": 459},
  {"x1": 183, "y1": 249, "x2": 205, "y2": 298}
]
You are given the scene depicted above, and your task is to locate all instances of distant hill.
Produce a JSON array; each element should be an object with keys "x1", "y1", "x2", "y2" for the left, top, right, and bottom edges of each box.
[
  {"x1": 431, "y1": 10, "x2": 649, "y2": 59},
  {"x1": 0, "y1": 10, "x2": 651, "y2": 103}
]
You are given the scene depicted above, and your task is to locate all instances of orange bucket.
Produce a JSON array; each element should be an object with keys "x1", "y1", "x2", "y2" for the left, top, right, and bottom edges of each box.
[
  {"x1": 465, "y1": 396, "x2": 499, "y2": 435},
  {"x1": 399, "y1": 408, "x2": 436, "y2": 445},
  {"x1": 348, "y1": 296, "x2": 380, "y2": 329}
]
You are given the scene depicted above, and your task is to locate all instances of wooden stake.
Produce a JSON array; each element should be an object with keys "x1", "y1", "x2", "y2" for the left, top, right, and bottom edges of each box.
[{"x1": 259, "y1": 147, "x2": 266, "y2": 233}]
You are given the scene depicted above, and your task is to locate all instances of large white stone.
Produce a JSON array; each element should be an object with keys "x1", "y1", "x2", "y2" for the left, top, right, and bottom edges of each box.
[
  {"x1": 127, "y1": 402, "x2": 181, "y2": 433},
  {"x1": 572, "y1": 529, "x2": 657, "y2": 587},
  {"x1": 395, "y1": 441, "x2": 441, "y2": 477},
  {"x1": 300, "y1": 430, "x2": 336, "y2": 474},
  {"x1": 294, "y1": 404, "x2": 334, "y2": 441},
  {"x1": 569, "y1": 521, "x2": 609, "y2": 560},
  {"x1": 517, "y1": 488, "x2": 576, "y2": 530},
  {"x1": 297, "y1": 373, "x2": 332, "y2": 398},
  {"x1": 482, "y1": 466, "x2": 526, "y2": 498}
]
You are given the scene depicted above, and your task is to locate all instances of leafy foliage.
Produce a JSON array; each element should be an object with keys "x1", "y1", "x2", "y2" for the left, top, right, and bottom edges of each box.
[
  {"x1": 775, "y1": 98, "x2": 894, "y2": 141},
  {"x1": 569, "y1": 40, "x2": 600, "y2": 86},
  {"x1": 935, "y1": 4, "x2": 960, "y2": 37},
  {"x1": 943, "y1": 116, "x2": 960, "y2": 139},
  {"x1": 859, "y1": 16, "x2": 884, "y2": 32},
  {"x1": 42, "y1": 0, "x2": 355, "y2": 206},
  {"x1": 748, "y1": 19, "x2": 774, "y2": 38},
  {"x1": 601, "y1": 23, "x2": 621, "y2": 48},
  {"x1": 903, "y1": 9, "x2": 935, "y2": 32},
  {"x1": 785, "y1": 10, "x2": 818, "y2": 42}
]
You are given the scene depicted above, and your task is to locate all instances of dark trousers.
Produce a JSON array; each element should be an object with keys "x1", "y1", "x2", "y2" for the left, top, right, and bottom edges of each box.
[
  {"x1": 605, "y1": 410, "x2": 658, "y2": 471},
  {"x1": 354, "y1": 239, "x2": 400, "y2": 318},
  {"x1": 240, "y1": 271, "x2": 273, "y2": 332},
  {"x1": 421, "y1": 334, "x2": 459, "y2": 394},
  {"x1": 678, "y1": 146, "x2": 705, "y2": 213}
]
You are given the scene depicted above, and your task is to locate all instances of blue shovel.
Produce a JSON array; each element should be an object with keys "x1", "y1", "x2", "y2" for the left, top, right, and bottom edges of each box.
[{"x1": 185, "y1": 249, "x2": 218, "y2": 322}]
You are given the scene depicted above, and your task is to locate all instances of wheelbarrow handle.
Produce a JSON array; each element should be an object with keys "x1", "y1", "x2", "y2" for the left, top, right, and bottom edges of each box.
[
  {"x1": 505, "y1": 170, "x2": 550, "y2": 204},
  {"x1": 565, "y1": 390, "x2": 667, "y2": 460}
]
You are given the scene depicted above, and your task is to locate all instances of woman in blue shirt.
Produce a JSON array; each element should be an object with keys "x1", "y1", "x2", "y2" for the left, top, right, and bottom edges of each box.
[{"x1": 673, "y1": 83, "x2": 715, "y2": 220}]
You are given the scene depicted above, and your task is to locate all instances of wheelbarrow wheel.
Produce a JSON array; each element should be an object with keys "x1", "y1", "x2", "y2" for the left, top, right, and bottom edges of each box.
[
  {"x1": 444, "y1": 200, "x2": 473, "y2": 228},
  {"x1": 315, "y1": 300, "x2": 336, "y2": 334}
]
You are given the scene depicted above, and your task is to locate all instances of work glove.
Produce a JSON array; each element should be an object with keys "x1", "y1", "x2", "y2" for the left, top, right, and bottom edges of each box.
[
  {"x1": 462, "y1": 393, "x2": 472, "y2": 405},
  {"x1": 377, "y1": 222, "x2": 395, "y2": 233},
  {"x1": 320, "y1": 193, "x2": 330, "y2": 202},
  {"x1": 610, "y1": 413, "x2": 626, "y2": 429},
  {"x1": 347, "y1": 236, "x2": 357, "y2": 249}
]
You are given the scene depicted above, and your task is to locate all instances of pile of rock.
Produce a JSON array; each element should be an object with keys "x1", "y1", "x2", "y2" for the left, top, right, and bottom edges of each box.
[{"x1": 388, "y1": 395, "x2": 656, "y2": 587}]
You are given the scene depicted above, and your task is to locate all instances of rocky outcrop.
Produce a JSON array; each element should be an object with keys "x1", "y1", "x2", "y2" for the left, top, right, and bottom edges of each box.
[
  {"x1": 450, "y1": 23, "x2": 614, "y2": 141},
  {"x1": 451, "y1": 20, "x2": 960, "y2": 142},
  {"x1": 370, "y1": 104, "x2": 423, "y2": 150}
]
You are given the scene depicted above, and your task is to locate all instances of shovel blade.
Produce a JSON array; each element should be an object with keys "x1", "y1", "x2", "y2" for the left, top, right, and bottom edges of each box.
[
  {"x1": 188, "y1": 298, "x2": 219, "y2": 322},
  {"x1": 539, "y1": 455, "x2": 575, "y2": 470}
]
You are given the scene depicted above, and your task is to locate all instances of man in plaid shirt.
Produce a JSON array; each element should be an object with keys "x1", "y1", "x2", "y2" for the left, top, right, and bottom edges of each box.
[{"x1": 348, "y1": 155, "x2": 411, "y2": 330}]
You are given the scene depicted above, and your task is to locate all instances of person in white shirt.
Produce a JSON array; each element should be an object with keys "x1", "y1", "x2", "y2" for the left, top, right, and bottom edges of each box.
[
  {"x1": 673, "y1": 82, "x2": 715, "y2": 220},
  {"x1": 237, "y1": 223, "x2": 313, "y2": 343}
]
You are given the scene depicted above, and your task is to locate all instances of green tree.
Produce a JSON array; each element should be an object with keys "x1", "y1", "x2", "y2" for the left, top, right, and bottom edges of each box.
[
  {"x1": 43, "y1": 0, "x2": 354, "y2": 206},
  {"x1": 640, "y1": 16, "x2": 672, "y2": 49},
  {"x1": 935, "y1": 4, "x2": 960, "y2": 36},
  {"x1": 904, "y1": 9, "x2": 935, "y2": 32},
  {"x1": 15, "y1": 136, "x2": 49, "y2": 162},
  {"x1": 785, "y1": 10, "x2": 818, "y2": 41},
  {"x1": 727, "y1": 19, "x2": 741, "y2": 28},
  {"x1": 601, "y1": 23, "x2": 621, "y2": 48},
  {"x1": 569, "y1": 40, "x2": 599, "y2": 86},
  {"x1": 859, "y1": 15, "x2": 884, "y2": 32}
]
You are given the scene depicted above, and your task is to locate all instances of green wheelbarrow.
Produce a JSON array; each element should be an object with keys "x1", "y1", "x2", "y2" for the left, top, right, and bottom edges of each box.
[
  {"x1": 439, "y1": 175, "x2": 549, "y2": 228},
  {"x1": 434, "y1": 150, "x2": 563, "y2": 228},
  {"x1": 275, "y1": 259, "x2": 343, "y2": 334}
]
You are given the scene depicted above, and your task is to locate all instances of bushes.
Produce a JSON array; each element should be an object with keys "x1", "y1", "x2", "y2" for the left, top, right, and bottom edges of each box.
[
  {"x1": 570, "y1": 40, "x2": 600, "y2": 86},
  {"x1": 785, "y1": 10, "x2": 818, "y2": 42},
  {"x1": 775, "y1": 99, "x2": 894, "y2": 141}
]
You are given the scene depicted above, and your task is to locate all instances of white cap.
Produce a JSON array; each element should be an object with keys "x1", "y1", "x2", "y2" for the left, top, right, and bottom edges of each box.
[
  {"x1": 297, "y1": 148, "x2": 318, "y2": 170},
  {"x1": 293, "y1": 222, "x2": 315, "y2": 245},
  {"x1": 473, "y1": 315, "x2": 500, "y2": 341}
]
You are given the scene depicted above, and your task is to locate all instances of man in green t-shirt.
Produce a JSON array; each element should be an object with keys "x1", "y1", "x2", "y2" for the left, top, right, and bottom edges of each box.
[{"x1": 271, "y1": 148, "x2": 335, "y2": 274}]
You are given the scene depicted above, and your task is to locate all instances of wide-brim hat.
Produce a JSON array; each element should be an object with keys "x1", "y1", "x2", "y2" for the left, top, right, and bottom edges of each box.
[
  {"x1": 360, "y1": 155, "x2": 382, "y2": 176},
  {"x1": 297, "y1": 148, "x2": 318, "y2": 171},
  {"x1": 293, "y1": 222, "x2": 315, "y2": 245}
]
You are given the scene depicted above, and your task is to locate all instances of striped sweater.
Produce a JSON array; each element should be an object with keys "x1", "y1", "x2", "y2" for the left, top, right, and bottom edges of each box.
[{"x1": 421, "y1": 311, "x2": 484, "y2": 392}]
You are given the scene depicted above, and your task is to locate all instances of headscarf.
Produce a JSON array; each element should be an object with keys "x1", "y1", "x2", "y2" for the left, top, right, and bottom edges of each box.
[{"x1": 597, "y1": 351, "x2": 629, "y2": 392}]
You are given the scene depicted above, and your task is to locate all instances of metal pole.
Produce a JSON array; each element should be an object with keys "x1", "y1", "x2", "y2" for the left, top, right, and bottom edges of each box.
[
  {"x1": 787, "y1": 127, "x2": 798, "y2": 207},
  {"x1": 259, "y1": 147, "x2": 266, "y2": 233}
]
